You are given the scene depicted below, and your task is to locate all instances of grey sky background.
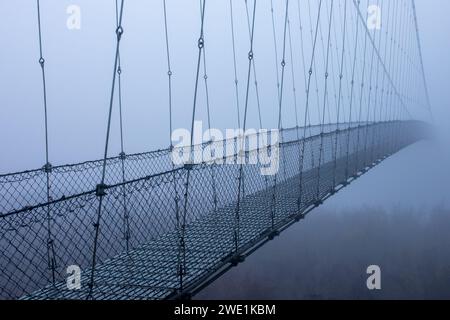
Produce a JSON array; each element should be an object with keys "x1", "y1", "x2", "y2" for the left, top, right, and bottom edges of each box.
[
  {"x1": 0, "y1": 1, "x2": 449, "y2": 212},
  {"x1": 1, "y1": 0, "x2": 449, "y2": 300}
]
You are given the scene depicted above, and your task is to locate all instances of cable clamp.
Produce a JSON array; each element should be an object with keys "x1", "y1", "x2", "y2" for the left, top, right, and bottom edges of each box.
[
  {"x1": 42, "y1": 162, "x2": 52, "y2": 173},
  {"x1": 116, "y1": 26, "x2": 124, "y2": 39},
  {"x1": 198, "y1": 37, "x2": 204, "y2": 49},
  {"x1": 96, "y1": 183, "x2": 108, "y2": 197}
]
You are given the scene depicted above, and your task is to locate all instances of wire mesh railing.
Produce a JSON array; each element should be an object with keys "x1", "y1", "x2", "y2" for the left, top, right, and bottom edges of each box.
[
  {"x1": 0, "y1": 123, "x2": 359, "y2": 217},
  {"x1": 0, "y1": 121, "x2": 428, "y2": 299}
]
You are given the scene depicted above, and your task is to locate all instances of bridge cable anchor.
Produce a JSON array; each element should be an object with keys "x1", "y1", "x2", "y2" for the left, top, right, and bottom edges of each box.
[{"x1": 230, "y1": 254, "x2": 245, "y2": 266}]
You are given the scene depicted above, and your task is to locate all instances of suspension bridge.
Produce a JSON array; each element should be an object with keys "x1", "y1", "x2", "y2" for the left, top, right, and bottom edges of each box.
[{"x1": 0, "y1": 0, "x2": 432, "y2": 300}]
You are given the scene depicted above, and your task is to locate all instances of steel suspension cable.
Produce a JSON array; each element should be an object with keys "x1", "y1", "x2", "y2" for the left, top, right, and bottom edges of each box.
[
  {"x1": 115, "y1": 0, "x2": 130, "y2": 254},
  {"x1": 352, "y1": 0, "x2": 413, "y2": 121},
  {"x1": 163, "y1": 0, "x2": 174, "y2": 146},
  {"x1": 287, "y1": 17, "x2": 303, "y2": 212},
  {"x1": 334, "y1": 0, "x2": 350, "y2": 125},
  {"x1": 36, "y1": 0, "x2": 56, "y2": 286},
  {"x1": 198, "y1": 0, "x2": 218, "y2": 213},
  {"x1": 295, "y1": 0, "x2": 314, "y2": 210},
  {"x1": 162, "y1": 0, "x2": 182, "y2": 288},
  {"x1": 325, "y1": 0, "x2": 342, "y2": 134},
  {"x1": 244, "y1": 0, "x2": 263, "y2": 129},
  {"x1": 386, "y1": 0, "x2": 404, "y2": 152},
  {"x1": 332, "y1": 0, "x2": 347, "y2": 188},
  {"x1": 296, "y1": 0, "x2": 309, "y2": 120},
  {"x1": 297, "y1": 0, "x2": 314, "y2": 140},
  {"x1": 307, "y1": 0, "x2": 323, "y2": 129},
  {"x1": 180, "y1": 0, "x2": 207, "y2": 292},
  {"x1": 372, "y1": 0, "x2": 391, "y2": 161},
  {"x1": 368, "y1": 0, "x2": 386, "y2": 163},
  {"x1": 287, "y1": 19, "x2": 299, "y2": 138},
  {"x1": 270, "y1": 1, "x2": 288, "y2": 182},
  {"x1": 411, "y1": 0, "x2": 433, "y2": 121},
  {"x1": 88, "y1": 0, "x2": 125, "y2": 299},
  {"x1": 229, "y1": 0, "x2": 241, "y2": 128},
  {"x1": 242, "y1": 0, "x2": 268, "y2": 205},
  {"x1": 270, "y1": 0, "x2": 289, "y2": 233},
  {"x1": 315, "y1": 0, "x2": 334, "y2": 201},
  {"x1": 394, "y1": 0, "x2": 413, "y2": 148},
  {"x1": 316, "y1": 0, "x2": 333, "y2": 127},
  {"x1": 297, "y1": 0, "x2": 318, "y2": 141},
  {"x1": 299, "y1": 0, "x2": 322, "y2": 209},
  {"x1": 381, "y1": 0, "x2": 398, "y2": 156},
  {"x1": 297, "y1": 0, "x2": 320, "y2": 169},
  {"x1": 270, "y1": 0, "x2": 282, "y2": 104},
  {"x1": 344, "y1": 0, "x2": 361, "y2": 180},
  {"x1": 363, "y1": 0, "x2": 380, "y2": 168},
  {"x1": 234, "y1": 0, "x2": 257, "y2": 256},
  {"x1": 355, "y1": 0, "x2": 370, "y2": 169}
]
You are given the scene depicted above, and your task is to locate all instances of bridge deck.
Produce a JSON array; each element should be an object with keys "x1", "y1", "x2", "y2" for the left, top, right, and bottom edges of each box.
[{"x1": 24, "y1": 152, "x2": 370, "y2": 300}]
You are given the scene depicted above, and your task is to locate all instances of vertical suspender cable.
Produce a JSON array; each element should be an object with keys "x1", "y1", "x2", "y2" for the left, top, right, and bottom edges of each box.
[
  {"x1": 301, "y1": 0, "x2": 315, "y2": 139},
  {"x1": 299, "y1": 0, "x2": 322, "y2": 208},
  {"x1": 287, "y1": 16, "x2": 305, "y2": 211},
  {"x1": 36, "y1": 0, "x2": 56, "y2": 286},
  {"x1": 381, "y1": 0, "x2": 398, "y2": 158},
  {"x1": 307, "y1": 0, "x2": 324, "y2": 131},
  {"x1": 351, "y1": 0, "x2": 413, "y2": 164},
  {"x1": 344, "y1": 0, "x2": 361, "y2": 180},
  {"x1": 411, "y1": 0, "x2": 433, "y2": 122},
  {"x1": 180, "y1": 0, "x2": 206, "y2": 292},
  {"x1": 198, "y1": 0, "x2": 218, "y2": 213},
  {"x1": 269, "y1": 0, "x2": 289, "y2": 234},
  {"x1": 316, "y1": 0, "x2": 334, "y2": 201},
  {"x1": 88, "y1": 0, "x2": 125, "y2": 299},
  {"x1": 163, "y1": 0, "x2": 174, "y2": 145},
  {"x1": 368, "y1": 0, "x2": 386, "y2": 163},
  {"x1": 287, "y1": 18, "x2": 300, "y2": 175},
  {"x1": 163, "y1": 0, "x2": 182, "y2": 288},
  {"x1": 363, "y1": 0, "x2": 379, "y2": 168},
  {"x1": 373, "y1": 0, "x2": 391, "y2": 161},
  {"x1": 355, "y1": 0, "x2": 370, "y2": 170},
  {"x1": 316, "y1": 0, "x2": 332, "y2": 128},
  {"x1": 234, "y1": 0, "x2": 257, "y2": 256},
  {"x1": 243, "y1": 0, "x2": 267, "y2": 201},
  {"x1": 270, "y1": 0, "x2": 282, "y2": 103},
  {"x1": 295, "y1": 0, "x2": 310, "y2": 210},
  {"x1": 332, "y1": 0, "x2": 347, "y2": 188},
  {"x1": 230, "y1": 0, "x2": 241, "y2": 128},
  {"x1": 325, "y1": 0, "x2": 342, "y2": 152},
  {"x1": 395, "y1": 1, "x2": 413, "y2": 149},
  {"x1": 270, "y1": 1, "x2": 288, "y2": 182},
  {"x1": 386, "y1": 0, "x2": 402, "y2": 153},
  {"x1": 115, "y1": 0, "x2": 130, "y2": 253},
  {"x1": 244, "y1": 0, "x2": 263, "y2": 129}
]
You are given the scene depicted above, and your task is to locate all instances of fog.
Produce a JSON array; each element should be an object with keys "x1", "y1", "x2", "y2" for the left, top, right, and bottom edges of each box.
[
  {"x1": 197, "y1": 140, "x2": 450, "y2": 299},
  {"x1": 1, "y1": 0, "x2": 450, "y2": 299},
  {"x1": 198, "y1": 203, "x2": 450, "y2": 299}
]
